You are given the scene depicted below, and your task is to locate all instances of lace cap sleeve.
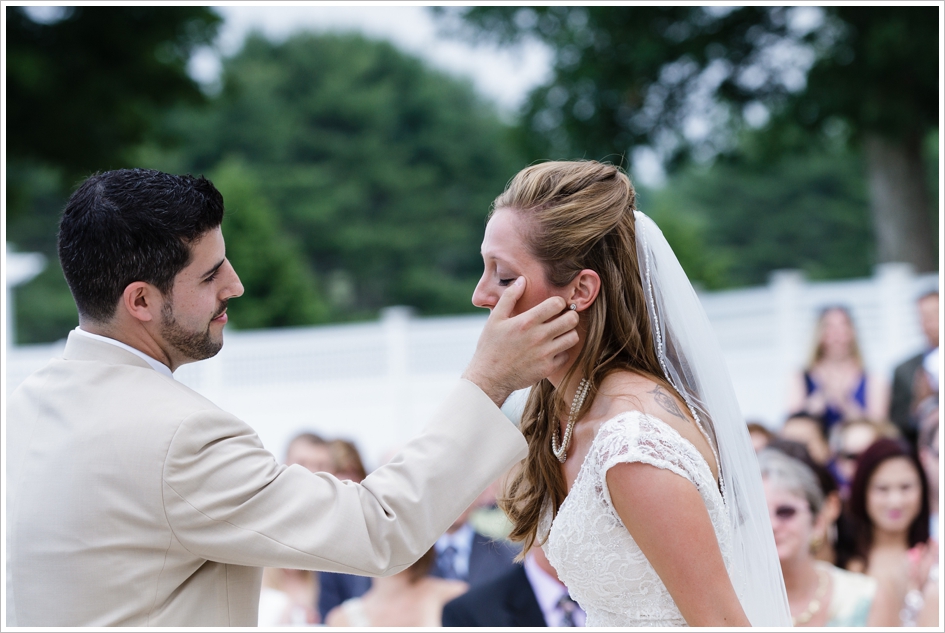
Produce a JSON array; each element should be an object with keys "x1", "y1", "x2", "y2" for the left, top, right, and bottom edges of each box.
[{"x1": 593, "y1": 412, "x2": 715, "y2": 518}]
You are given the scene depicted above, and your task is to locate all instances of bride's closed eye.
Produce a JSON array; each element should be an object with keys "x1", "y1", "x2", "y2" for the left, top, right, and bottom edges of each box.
[{"x1": 498, "y1": 278, "x2": 515, "y2": 287}]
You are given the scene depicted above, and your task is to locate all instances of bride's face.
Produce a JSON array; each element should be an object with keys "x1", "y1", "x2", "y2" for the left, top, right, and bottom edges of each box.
[{"x1": 472, "y1": 208, "x2": 564, "y2": 316}]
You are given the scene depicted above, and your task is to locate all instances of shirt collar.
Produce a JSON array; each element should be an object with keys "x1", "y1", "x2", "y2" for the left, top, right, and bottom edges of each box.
[
  {"x1": 435, "y1": 521, "x2": 474, "y2": 555},
  {"x1": 73, "y1": 327, "x2": 174, "y2": 379}
]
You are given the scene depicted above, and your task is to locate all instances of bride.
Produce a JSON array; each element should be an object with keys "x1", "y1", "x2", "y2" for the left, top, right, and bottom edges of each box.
[{"x1": 472, "y1": 161, "x2": 791, "y2": 626}]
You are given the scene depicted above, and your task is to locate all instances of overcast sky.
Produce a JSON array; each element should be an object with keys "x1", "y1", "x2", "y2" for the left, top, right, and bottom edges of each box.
[{"x1": 189, "y1": 5, "x2": 554, "y2": 117}]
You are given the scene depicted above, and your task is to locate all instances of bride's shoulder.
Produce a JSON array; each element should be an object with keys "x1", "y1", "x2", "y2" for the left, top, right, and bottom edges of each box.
[{"x1": 596, "y1": 370, "x2": 691, "y2": 430}]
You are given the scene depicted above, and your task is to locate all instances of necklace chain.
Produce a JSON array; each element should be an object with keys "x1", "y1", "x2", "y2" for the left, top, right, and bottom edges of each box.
[
  {"x1": 551, "y1": 378, "x2": 591, "y2": 463},
  {"x1": 792, "y1": 566, "x2": 829, "y2": 625}
]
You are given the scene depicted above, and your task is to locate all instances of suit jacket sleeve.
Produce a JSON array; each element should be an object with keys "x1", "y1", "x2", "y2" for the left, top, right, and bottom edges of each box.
[{"x1": 161, "y1": 379, "x2": 527, "y2": 575}]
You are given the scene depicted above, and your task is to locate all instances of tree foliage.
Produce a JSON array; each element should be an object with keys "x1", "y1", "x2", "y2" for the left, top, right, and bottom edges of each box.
[
  {"x1": 6, "y1": 6, "x2": 220, "y2": 180},
  {"x1": 208, "y1": 158, "x2": 329, "y2": 329},
  {"x1": 160, "y1": 32, "x2": 522, "y2": 318},
  {"x1": 442, "y1": 6, "x2": 939, "y2": 271}
]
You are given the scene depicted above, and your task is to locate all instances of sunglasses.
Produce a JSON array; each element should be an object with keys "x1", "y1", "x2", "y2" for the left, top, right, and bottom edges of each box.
[{"x1": 773, "y1": 505, "x2": 804, "y2": 520}]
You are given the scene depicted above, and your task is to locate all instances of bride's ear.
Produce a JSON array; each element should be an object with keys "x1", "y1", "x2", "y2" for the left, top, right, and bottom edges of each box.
[{"x1": 568, "y1": 269, "x2": 601, "y2": 312}]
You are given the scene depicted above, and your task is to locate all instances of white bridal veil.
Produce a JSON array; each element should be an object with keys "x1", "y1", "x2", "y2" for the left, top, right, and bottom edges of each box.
[{"x1": 634, "y1": 211, "x2": 792, "y2": 626}]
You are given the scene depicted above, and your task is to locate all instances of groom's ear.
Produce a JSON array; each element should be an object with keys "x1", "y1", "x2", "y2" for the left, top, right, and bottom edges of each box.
[
  {"x1": 121, "y1": 281, "x2": 162, "y2": 324},
  {"x1": 568, "y1": 269, "x2": 601, "y2": 312}
]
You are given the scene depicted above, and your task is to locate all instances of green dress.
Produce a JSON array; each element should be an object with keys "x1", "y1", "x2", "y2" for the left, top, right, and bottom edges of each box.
[{"x1": 821, "y1": 561, "x2": 876, "y2": 626}]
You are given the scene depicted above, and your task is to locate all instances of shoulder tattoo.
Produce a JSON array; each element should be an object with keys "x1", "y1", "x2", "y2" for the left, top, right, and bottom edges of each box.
[{"x1": 648, "y1": 385, "x2": 688, "y2": 421}]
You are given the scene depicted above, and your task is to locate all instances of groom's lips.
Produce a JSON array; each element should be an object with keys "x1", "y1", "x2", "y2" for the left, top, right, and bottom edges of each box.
[{"x1": 212, "y1": 310, "x2": 228, "y2": 324}]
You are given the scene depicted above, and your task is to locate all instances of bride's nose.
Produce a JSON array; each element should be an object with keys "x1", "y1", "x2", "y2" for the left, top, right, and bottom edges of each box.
[{"x1": 471, "y1": 277, "x2": 496, "y2": 310}]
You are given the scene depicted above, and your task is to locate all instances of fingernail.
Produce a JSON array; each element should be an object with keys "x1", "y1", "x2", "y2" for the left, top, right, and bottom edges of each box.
[{"x1": 514, "y1": 277, "x2": 524, "y2": 287}]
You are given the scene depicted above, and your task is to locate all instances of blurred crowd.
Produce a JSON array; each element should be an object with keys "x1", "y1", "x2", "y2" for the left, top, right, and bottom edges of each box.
[
  {"x1": 259, "y1": 433, "x2": 580, "y2": 627},
  {"x1": 260, "y1": 291, "x2": 938, "y2": 627},
  {"x1": 750, "y1": 290, "x2": 939, "y2": 626}
]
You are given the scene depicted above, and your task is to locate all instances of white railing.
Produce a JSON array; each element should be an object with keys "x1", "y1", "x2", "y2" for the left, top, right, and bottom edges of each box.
[{"x1": 5, "y1": 264, "x2": 938, "y2": 468}]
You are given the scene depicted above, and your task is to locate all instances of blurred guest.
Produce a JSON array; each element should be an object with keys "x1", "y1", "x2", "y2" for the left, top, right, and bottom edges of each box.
[
  {"x1": 442, "y1": 545, "x2": 584, "y2": 627},
  {"x1": 318, "y1": 440, "x2": 373, "y2": 621},
  {"x1": 767, "y1": 438, "x2": 843, "y2": 565},
  {"x1": 747, "y1": 421, "x2": 775, "y2": 453},
  {"x1": 890, "y1": 291, "x2": 939, "y2": 446},
  {"x1": 431, "y1": 501, "x2": 519, "y2": 586},
  {"x1": 324, "y1": 547, "x2": 465, "y2": 626},
  {"x1": 284, "y1": 432, "x2": 335, "y2": 475},
  {"x1": 468, "y1": 474, "x2": 516, "y2": 541},
  {"x1": 847, "y1": 438, "x2": 936, "y2": 625},
  {"x1": 789, "y1": 306, "x2": 888, "y2": 430},
  {"x1": 828, "y1": 418, "x2": 884, "y2": 499},
  {"x1": 916, "y1": 397, "x2": 939, "y2": 542},
  {"x1": 259, "y1": 432, "x2": 333, "y2": 626},
  {"x1": 329, "y1": 439, "x2": 367, "y2": 483},
  {"x1": 780, "y1": 413, "x2": 831, "y2": 465},
  {"x1": 759, "y1": 448, "x2": 896, "y2": 626}
]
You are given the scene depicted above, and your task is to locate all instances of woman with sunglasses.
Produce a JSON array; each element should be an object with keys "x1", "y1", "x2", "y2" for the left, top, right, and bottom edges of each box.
[{"x1": 759, "y1": 448, "x2": 897, "y2": 626}]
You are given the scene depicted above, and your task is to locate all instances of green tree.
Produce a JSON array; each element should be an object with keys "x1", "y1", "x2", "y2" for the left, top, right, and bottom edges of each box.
[
  {"x1": 644, "y1": 141, "x2": 875, "y2": 288},
  {"x1": 6, "y1": 6, "x2": 220, "y2": 182},
  {"x1": 162, "y1": 32, "x2": 522, "y2": 318},
  {"x1": 442, "y1": 6, "x2": 938, "y2": 272},
  {"x1": 208, "y1": 158, "x2": 329, "y2": 329}
]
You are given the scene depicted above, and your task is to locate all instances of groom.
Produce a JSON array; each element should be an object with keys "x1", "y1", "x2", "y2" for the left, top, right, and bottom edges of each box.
[{"x1": 6, "y1": 169, "x2": 579, "y2": 627}]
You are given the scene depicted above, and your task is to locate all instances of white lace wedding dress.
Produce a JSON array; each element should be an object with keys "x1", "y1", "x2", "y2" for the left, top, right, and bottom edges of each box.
[{"x1": 542, "y1": 410, "x2": 735, "y2": 627}]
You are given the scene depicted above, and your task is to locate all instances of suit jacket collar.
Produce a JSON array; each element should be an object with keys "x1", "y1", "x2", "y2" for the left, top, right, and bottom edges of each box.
[{"x1": 63, "y1": 330, "x2": 156, "y2": 371}]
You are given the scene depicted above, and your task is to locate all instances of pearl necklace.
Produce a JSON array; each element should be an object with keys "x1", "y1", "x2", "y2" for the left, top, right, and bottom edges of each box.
[
  {"x1": 551, "y1": 378, "x2": 591, "y2": 463},
  {"x1": 792, "y1": 566, "x2": 828, "y2": 626}
]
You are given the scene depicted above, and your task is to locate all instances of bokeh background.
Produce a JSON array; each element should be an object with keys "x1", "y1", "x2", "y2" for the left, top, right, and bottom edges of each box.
[{"x1": 4, "y1": 5, "x2": 941, "y2": 464}]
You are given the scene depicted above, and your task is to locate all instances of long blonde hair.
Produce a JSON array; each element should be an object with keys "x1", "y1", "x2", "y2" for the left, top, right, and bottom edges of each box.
[
  {"x1": 494, "y1": 161, "x2": 680, "y2": 553},
  {"x1": 807, "y1": 305, "x2": 864, "y2": 369}
]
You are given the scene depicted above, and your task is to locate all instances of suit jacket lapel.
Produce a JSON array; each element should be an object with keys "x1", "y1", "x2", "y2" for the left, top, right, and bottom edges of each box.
[{"x1": 505, "y1": 565, "x2": 548, "y2": 627}]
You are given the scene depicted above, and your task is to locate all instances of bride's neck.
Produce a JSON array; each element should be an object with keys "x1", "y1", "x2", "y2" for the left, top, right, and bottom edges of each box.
[{"x1": 547, "y1": 330, "x2": 585, "y2": 392}]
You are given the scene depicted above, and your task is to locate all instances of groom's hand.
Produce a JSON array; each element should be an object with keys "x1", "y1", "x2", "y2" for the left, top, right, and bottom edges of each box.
[{"x1": 462, "y1": 277, "x2": 579, "y2": 407}]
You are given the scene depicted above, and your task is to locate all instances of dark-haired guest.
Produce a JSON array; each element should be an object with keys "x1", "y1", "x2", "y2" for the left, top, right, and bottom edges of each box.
[
  {"x1": 828, "y1": 418, "x2": 885, "y2": 500},
  {"x1": 847, "y1": 438, "x2": 936, "y2": 625},
  {"x1": 780, "y1": 412, "x2": 831, "y2": 465},
  {"x1": 747, "y1": 421, "x2": 775, "y2": 453}
]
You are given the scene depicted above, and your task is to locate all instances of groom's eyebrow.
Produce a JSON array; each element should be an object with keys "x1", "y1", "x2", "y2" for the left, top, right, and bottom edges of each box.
[{"x1": 202, "y1": 258, "x2": 226, "y2": 279}]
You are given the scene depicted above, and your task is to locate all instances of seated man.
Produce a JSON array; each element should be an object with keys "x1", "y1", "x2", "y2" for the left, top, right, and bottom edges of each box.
[{"x1": 442, "y1": 545, "x2": 585, "y2": 627}]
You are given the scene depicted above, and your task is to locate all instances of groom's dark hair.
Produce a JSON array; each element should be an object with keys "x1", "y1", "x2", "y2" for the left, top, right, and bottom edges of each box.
[{"x1": 57, "y1": 168, "x2": 225, "y2": 323}]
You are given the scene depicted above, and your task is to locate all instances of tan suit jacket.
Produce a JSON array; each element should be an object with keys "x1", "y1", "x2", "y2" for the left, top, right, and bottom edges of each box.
[{"x1": 6, "y1": 332, "x2": 526, "y2": 626}]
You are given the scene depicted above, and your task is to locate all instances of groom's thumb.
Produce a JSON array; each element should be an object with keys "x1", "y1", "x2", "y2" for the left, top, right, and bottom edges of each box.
[{"x1": 492, "y1": 277, "x2": 525, "y2": 320}]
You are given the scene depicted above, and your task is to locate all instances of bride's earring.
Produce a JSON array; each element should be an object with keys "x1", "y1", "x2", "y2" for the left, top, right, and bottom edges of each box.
[{"x1": 569, "y1": 303, "x2": 577, "y2": 311}]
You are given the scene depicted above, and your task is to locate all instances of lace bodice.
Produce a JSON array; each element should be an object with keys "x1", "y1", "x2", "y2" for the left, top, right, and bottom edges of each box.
[{"x1": 543, "y1": 411, "x2": 735, "y2": 627}]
